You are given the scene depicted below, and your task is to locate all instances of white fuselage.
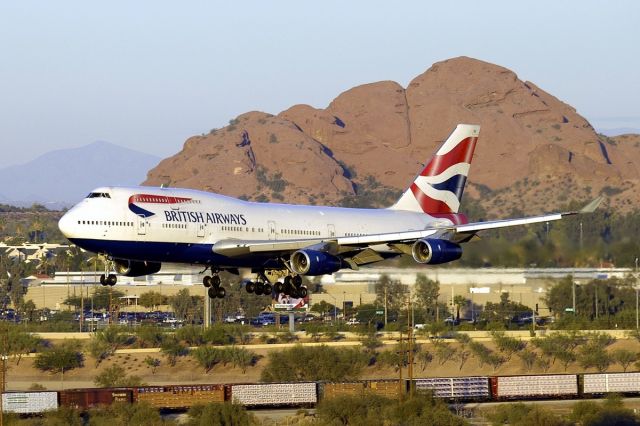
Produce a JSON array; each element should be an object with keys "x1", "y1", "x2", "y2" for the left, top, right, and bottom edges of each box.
[{"x1": 58, "y1": 186, "x2": 452, "y2": 268}]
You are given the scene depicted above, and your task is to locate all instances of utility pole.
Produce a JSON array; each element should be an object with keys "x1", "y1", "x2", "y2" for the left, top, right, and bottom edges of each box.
[
  {"x1": 595, "y1": 285, "x2": 598, "y2": 320},
  {"x1": 635, "y1": 260, "x2": 638, "y2": 331},
  {"x1": 1, "y1": 330, "x2": 7, "y2": 426},
  {"x1": 203, "y1": 286, "x2": 210, "y2": 328},
  {"x1": 407, "y1": 296, "x2": 414, "y2": 399},
  {"x1": 384, "y1": 287, "x2": 388, "y2": 327},
  {"x1": 572, "y1": 281, "x2": 577, "y2": 316},
  {"x1": 398, "y1": 327, "x2": 403, "y2": 402}
]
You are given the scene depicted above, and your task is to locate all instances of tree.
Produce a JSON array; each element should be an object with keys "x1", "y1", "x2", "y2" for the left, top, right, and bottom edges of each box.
[
  {"x1": 414, "y1": 274, "x2": 440, "y2": 322},
  {"x1": 453, "y1": 295, "x2": 467, "y2": 320},
  {"x1": 432, "y1": 341, "x2": 456, "y2": 366},
  {"x1": 169, "y1": 289, "x2": 203, "y2": 323},
  {"x1": 491, "y1": 331, "x2": 526, "y2": 361},
  {"x1": 0, "y1": 326, "x2": 41, "y2": 365},
  {"x1": 311, "y1": 300, "x2": 336, "y2": 319},
  {"x1": 612, "y1": 349, "x2": 637, "y2": 372},
  {"x1": 374, "y1": 274, "x2": 408, "y2": 315},
  {"x1": 135, "y1": 326, "x2": 165, "y2": 348},
  {"x1": 192, "y1": 345, "x2": 223, "y2": 373},
  {"x1": 87, "y1": 402, "x2": 166, "y2": 426},
  {"x1": 138, "y1": 291, "x2": 166, "y2": 310},
  {"x1": 518, "y1": 349, "x2": 537, "y2": 372},
  {"x1": 144, "y1": 356, "x2": 161, "y2": 374},
  {"x1": 579, "y1": 346, "x2": 611, "y2": 372},
  {"x1": 260, "y1": 345, "x2": 367, "y2": 382},
  {"x1": 34, "y1": 340, "x2": 83, "y2": 384},
  {"x1": 186, "y1": 402, "x2": 256, "y2": 426},
  {"x1": 556, "y1": 349, "x2": 577, "y2": 371},
  {"x1": 94, "y1": 364, "x2": 145, "y2": 387},
  {"x1": 160, "y1": 335, "x2": 189, "y2": 366}
]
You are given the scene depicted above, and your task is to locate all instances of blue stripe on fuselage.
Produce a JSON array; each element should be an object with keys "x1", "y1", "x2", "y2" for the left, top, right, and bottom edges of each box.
[
  {"x1": 67, "y1": 238, "x2": 276, "y2": 268},
  {"x1": 128, "y1": 203, "x2": 155, "y2": 218}
]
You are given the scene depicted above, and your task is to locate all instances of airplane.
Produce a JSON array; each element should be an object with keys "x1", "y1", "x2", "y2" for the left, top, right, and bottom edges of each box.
[{"x1": 57, "y1": 124, "x2": 602, "y2": 299}]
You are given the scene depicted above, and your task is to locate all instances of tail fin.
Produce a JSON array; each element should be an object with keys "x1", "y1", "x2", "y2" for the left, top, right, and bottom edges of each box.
[{"x1": 390, "y1": 124, "x2": 480, "y2": 214}]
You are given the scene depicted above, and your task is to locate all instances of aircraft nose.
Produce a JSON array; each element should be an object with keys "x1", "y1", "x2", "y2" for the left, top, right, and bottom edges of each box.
[{"x1": 58, "y1": 212, "x2": 75, "y2": 238}]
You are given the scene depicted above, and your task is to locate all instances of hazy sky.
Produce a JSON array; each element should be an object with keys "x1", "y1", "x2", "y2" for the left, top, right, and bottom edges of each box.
[{"x1": 1, "y1": 1, "x2": 638, "y2": 168}]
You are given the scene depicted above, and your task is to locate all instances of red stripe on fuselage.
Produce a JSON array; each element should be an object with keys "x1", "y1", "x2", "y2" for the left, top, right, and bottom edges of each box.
[
  {"x1": 431, "y1": 213, "x2": 469, "y2": 225},
  {"x1": 420, "y1": 137, "x2": 478, "y2": 177},
  {"x1": 128, "y1": 194, "x2": 192, "y2": 204}
]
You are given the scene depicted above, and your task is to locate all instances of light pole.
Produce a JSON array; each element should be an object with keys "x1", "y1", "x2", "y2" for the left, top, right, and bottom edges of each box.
[
  {"x1": 572, "y1": 281, "x2": 577, "y2": 316},
  {"x1": 327, "y1": 294, "x2": 338, "y2": 324}
]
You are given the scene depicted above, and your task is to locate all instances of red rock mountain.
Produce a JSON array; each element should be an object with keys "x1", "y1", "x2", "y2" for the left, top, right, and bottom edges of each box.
[{"x1": 144, "y1": 57, "x2": 640, "y2": 216}]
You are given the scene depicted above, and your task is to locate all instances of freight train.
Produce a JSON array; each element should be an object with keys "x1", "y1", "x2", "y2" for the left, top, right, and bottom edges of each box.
[{"x1": 3, "y1": 372, "x2": 640, "y2": 414}]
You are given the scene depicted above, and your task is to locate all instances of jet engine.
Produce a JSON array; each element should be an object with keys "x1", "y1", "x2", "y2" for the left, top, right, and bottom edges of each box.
[
  {"x1": 411, "y1": 239, "x2": 462, "y2": 265},
  {"x1": 114, "y1": 259, "x2": 162, "y2": 277},
  {"x1": 291, "y1": 250, "x2": 341, "y2": 276}
]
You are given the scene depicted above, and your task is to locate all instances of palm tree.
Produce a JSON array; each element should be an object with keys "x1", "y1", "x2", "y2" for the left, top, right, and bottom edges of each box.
[{"x1": 453, "y1": 295, "x2": 468, "y2": 320}]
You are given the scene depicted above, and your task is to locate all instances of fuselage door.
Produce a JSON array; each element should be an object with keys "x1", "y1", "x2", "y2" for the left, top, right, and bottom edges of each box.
[
  {"x1": 197, "y1": 223, "x2": 206, "y2": 238},
  {"x1": 137, "y1": 216, "x2": 147, "y2": 236},
  {"x1": 268, "y1": 221, "x2": 276, "y2": 240},
  {"x1": 327, "y1": 224, "x2": 336, "y2": 238}
]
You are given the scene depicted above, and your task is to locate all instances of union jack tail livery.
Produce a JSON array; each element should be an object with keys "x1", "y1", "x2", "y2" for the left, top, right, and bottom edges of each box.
[{"x1": 390, "y1": 124, "x2": 480, "y2": 214}]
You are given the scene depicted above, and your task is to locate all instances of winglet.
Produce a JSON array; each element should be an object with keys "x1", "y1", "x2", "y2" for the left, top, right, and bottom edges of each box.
[{"x1": 579, "y1": 196, "x2": 604, "y2": 214}]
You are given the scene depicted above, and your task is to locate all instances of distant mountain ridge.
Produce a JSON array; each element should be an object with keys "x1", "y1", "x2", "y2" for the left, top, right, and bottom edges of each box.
[{"x1": 0, "y1": 141, "x2": 160, "y2": 208}]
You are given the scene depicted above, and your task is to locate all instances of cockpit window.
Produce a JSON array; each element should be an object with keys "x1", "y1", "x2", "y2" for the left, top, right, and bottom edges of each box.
[{"x1": 86, "y1": 192, "x2": 111, "y2": 199}]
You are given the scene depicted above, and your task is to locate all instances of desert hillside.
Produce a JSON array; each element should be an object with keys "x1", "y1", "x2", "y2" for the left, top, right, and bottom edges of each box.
[{"x1": 144, "y1": 57, "x2": 640, "y2": 216}]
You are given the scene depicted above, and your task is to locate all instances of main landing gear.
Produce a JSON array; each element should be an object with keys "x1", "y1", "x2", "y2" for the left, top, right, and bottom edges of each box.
[
  {"x1": 203, "y1": 270, "x2": 226, "y2": 299},
  {"x1": 246, "y1": 274, "x2": 308, "y2": 298}
]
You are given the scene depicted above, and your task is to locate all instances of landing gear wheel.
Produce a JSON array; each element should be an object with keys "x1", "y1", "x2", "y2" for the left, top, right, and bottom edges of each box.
[
  {"x1": 284, "y1": 282, "x2": 294, "y2": 296},
  {"x1": 100, "y1": 274, "x2": 107, "y2": 286},
  {"x1": 203, "y1": 276, "x2": 212, "y2": 287},
  {"x1": 284, "y1": 276, "x2": 292, "y2": 286},
  {"x1": 297, "y1": 286, "x2": 308, "y2": 298},
  {"x1": 289, "y1": 288, "x2": 299, "y2": 298},
  {"x1": 255, "y1": 282, "x2": 265, "y2": 296},
  {"x1": 211, "y1": 275, "x2": 221, "y2": 287},
  {"x1": 263, "y1": 283, "x2": 272, "y2": 295},
  {"x1": 274, "y1": 282, "x2": 283, "y2": 294},
  {"x1": 245, "y1": 281, "x2": 255, "y2": 294},
  {"x1": 292, "y1": 275, "x2": 303, "y2": 287},
  {"x1": 216, "y1": 287, "x2": 226, "y2": 298},
  {"x1": 107, "y1": 274, "x2": 117, "y2": 286},
  {"x1": 208, "y1": 286, "x2": 217, "y2": 298}
]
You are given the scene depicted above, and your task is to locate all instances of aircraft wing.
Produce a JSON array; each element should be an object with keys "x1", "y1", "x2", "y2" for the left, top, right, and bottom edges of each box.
[{"x1": 211, "y1": 197, "x2": 603, "y2": 258}]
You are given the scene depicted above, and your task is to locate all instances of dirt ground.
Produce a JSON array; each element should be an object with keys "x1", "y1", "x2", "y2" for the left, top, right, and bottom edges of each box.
[{"x1": 5, "y1": 335, "x2": 640, "y2": 391}]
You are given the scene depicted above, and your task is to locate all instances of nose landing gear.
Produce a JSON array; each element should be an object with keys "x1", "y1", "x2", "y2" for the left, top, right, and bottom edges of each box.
[{"x1": 99, "y1": 274, "x2": 117, "y2": 286}]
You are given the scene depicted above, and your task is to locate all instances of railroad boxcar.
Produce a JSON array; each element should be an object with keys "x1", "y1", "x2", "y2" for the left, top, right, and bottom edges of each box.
[
  {"x1": 583, "y1": 372, "x2": 640, "y2": 395},
  {"x1": 133, "y1": 384, "x2": 225, "y2": 409},
  {"x1": 230, "y1": 382, "x2": 317, "y2": 407},
  {"x1": 411, "y1": 376, "x2": 491, "y2": 401},
  {"x1": 491, "y1": 375, "x2": 579, "y2": 399},
  {"x1": 319, "y1": 382, "x2": 367, "y2": 399},
  {"x1": 365, "y1": 380, "x2": 402, "y2": 399},
  {"x1": 2, "y1": 391, "x2": 59, "y2": 414},
  {"x1": 59, "y1": 388, "x2": 133, "y2": 410}
]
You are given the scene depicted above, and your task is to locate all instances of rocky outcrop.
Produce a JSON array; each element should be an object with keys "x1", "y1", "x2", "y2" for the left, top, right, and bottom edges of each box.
[{"x1": 144, "y1": 57, "x2": 639, "y2": 215}]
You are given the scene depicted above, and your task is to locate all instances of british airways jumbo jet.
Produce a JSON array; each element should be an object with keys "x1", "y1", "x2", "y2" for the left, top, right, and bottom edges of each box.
[{"x1": 58, "y1": 125, "x2": 601, "y2": 299}]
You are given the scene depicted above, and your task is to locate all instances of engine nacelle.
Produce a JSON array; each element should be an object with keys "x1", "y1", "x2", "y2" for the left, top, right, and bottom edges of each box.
[
  {"x1": 291, "y1": 250, "x2": 341, "y2": 276},
  {"x1": 411, "y1": 239, "x2": 462, "y2": 265},
  {"x1": 114, "y1": 259, "x2": 162, "y2": 277}
]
